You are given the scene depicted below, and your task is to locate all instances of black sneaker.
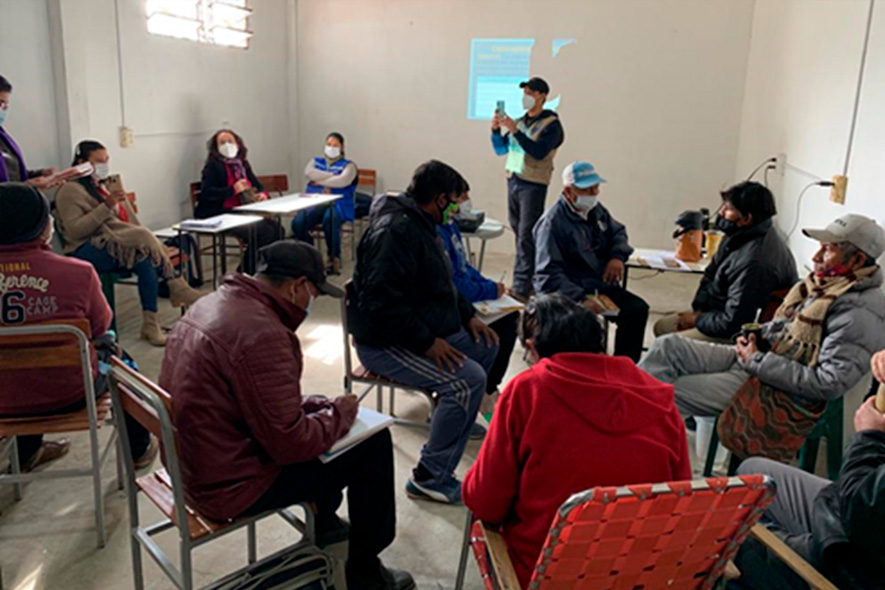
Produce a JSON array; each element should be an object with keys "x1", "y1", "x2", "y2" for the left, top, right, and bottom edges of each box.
[{"x1": 345, "y1": 562, "x2": 416, "y2": 590}]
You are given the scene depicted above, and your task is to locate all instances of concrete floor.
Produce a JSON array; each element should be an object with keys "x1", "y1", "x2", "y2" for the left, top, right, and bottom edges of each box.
[{"x1": 0, "y1": 248, "x2": 712, "y2": 590}]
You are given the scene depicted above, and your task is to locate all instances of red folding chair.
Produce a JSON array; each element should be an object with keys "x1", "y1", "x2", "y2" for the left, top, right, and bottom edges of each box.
[{"x1": 459, "y1": 476, "x2": 779, "y2": 590}]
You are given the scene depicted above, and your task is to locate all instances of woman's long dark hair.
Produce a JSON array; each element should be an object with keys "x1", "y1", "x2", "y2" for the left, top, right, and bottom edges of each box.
[
  {"x1": 520, "y1": 293, "x2": 604, "y2": 358},
  {"x1": 71, "y1": 140, "x2": 107, "y2": 201},
  {"x1": 206, "y1": 129, "x2": 248, "y2": 164}
]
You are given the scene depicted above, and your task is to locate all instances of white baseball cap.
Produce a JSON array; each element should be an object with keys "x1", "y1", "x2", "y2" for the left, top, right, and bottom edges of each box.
[{"x1": 803, "y1": 214, "x2": 885, "y2": 259}]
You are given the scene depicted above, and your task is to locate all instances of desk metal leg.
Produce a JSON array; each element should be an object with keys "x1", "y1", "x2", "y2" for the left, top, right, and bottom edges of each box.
[
  {"x1": 220, "y1": 234, "x2": 228, "y2": 276},
  {"x1": 464, "y1": 237, "x2": 474, "y2": 267},
  {"x1": 212, "y1": 235, "x2": 219, "y2": 290},
  {"x1": 250, "y1": 224, "x2": 258, "y2": 274},
  {"x1": 477, "y1": 239, "x2": 488, "y2": 273},
  {"x1": 622, "y1": 265, "x2": 630, "y2": 289}
]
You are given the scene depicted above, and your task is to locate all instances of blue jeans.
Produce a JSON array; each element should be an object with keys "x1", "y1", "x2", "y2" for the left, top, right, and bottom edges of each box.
[
  {"x1": 292, "y1": 204, "x2": 341, "y2": 259},
  {"x1": 72, "y1": 243, "x2": 160, "y2": 312},
  {"x1": 355, "y1": 327, "x2": 497, "y2": 485}
]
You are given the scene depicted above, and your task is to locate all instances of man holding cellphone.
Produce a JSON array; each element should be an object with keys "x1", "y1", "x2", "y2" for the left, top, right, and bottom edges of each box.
[{"x1": 491, "y1": 77, "x2": 565, "y2": 301}]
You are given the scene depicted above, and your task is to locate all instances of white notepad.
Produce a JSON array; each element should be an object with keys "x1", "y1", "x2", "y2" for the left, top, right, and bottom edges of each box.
[
  {"x1": 474, "y1": 294, "x2": 525, "y2": 325},
  {"x1": 320, "y1": 407, "x2": 395, "y2": 463},
  {"x1": 178, "y1": 218, "x2": 224, "y2": 230}
]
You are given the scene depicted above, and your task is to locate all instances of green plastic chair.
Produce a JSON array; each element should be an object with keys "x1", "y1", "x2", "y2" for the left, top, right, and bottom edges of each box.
[{"x1": 798, "y1": 397, "x2": 843, "y2": 481}]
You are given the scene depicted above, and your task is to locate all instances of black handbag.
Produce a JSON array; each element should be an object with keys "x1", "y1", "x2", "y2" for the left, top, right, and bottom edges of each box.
[{"x1": 205, "y1": 544, "x2": 336, "y2": 590}]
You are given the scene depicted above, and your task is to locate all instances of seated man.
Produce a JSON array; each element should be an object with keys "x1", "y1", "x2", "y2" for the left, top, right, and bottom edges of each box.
[
  {"x1": 350, "y1": 160, "x2": 499, "y2": 505},
  {"x1": 639, "y1": 214, "x2": 885, "y2": 419},
  {"x1": 533, "y1": 161, "x2": 648, "y2": 361},
  {"x1": 438, "y1": 185, "x2": 518, "y2": 406},
  {"x1": 0, "y1": 183, "x2": 154, "y2": 471},
  {"x1": 729, "y1": 349, "x2": 885, "y2": 590},
  {"x1": 655, "y1": 181, "x2": 797, "y2": 342},
  {"x1": 463, "y1": 294, "x2": 691, "y2": 588},
  {"x1": 159, "y1": 241, "x2": 413, "y2": 590}
]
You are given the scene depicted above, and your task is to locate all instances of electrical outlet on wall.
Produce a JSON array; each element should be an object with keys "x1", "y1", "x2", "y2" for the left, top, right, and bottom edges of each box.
[
  {"x1": 830, "y1": 175, "x2": 848, "y2": 204},
  {"x1": 774, "y1": 153, "x2": 786, "y2": 176},
  {"x1": 119, "y1": 126, "x2": 134, "y2": 148}
]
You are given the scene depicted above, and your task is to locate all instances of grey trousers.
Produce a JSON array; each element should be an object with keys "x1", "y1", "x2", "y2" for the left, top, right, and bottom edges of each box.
[
  {"x1": 729, "y1": 457, "x2": 830, "y2": 590},
  {"x1": 638, "y1": 334, "x2": 748, "y2": 416},
  {"x1": 507, "y1": 175, "x2": 548, "y2": 297},
  {"x1": 653, "y1": 312, "x2": 732, "y2": 344}
]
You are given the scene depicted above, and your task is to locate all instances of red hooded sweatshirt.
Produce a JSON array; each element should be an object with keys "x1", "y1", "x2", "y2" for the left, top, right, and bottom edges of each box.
[
  {"x1": 462, "y1": 353, "x2": 692, "y2": 588},
  {"x1": 0, "y1": 241, "x2": 112, "y2": 414}
]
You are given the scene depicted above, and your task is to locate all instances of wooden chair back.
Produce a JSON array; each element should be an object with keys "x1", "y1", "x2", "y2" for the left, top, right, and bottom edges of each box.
[
  {"x1": 257, "y1": 174, "x2": 289, "y2": 196},
  {"x1": 357, "y1": 168, "x2": 377, "y2": 195},
  {"x1": 470, "y1": 475, "x2": 775, "y2": 590},
  {"x1": 189, "y1": 182, "x2": 202, "y2": 213},
  {"x1": 760, "y1": 288, "x2": 791, "y2": 323},
  {"x1": 0, "y1": 319, "x2": 94, "y2": 409}
]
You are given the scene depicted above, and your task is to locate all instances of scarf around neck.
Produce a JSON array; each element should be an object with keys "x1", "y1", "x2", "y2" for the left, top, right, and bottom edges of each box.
[{"x1": 771, "y1": 266, "x2": 878, "y2": 366}]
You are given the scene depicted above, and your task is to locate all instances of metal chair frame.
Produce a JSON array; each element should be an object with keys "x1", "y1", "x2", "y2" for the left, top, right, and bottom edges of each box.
[
  {"x1": 0, "y1": 322, "x2": 120, "y2": 548},
  {"x1": 340, "y1": 282, "x2": 437, "y2": 429},
  {"x1": 109, "y1": 358, "x2": 314, "y2": 590}
]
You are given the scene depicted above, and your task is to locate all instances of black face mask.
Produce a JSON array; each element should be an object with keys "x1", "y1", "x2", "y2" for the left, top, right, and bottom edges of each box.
[{"x1": 715, "y1": 216, "x2": 740, "y2": 235}]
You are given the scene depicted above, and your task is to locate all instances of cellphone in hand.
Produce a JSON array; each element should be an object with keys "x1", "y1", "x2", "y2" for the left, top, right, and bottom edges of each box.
[
  {"x1": 104, "y1": 174, "x2": 123, "y2": 193},
  {"x1": 496, "y1": 100, "x2": 506, "y2": 116}
]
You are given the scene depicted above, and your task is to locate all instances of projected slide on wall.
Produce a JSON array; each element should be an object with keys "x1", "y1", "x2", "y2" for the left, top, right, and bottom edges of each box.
[{"x1": 467, "y1": 38, "x2": 574, "y2": 120}]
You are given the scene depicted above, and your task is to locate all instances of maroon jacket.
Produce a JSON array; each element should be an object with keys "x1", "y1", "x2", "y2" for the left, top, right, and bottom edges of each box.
[
  {"x1": 159, "y1": 274, "x2": 355, "y2": 521},
  {"x1": 0, "y1": 241, "x2": 111, "y2": 414}
]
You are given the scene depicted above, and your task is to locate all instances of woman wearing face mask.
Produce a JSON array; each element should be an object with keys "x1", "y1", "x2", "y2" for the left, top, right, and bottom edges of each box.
[
  {"x1": 55, "y1": 140, "x2": 204, "y2": 346},
  {"x1": 198, "y1": 129, "x2": 284, "y2": 271},
  {"x1": 0, "y1": 74, "x2": 59, "y2": 188},
  {"x1": 291, "y1": 132, "x2": 358, "y2": 275}
]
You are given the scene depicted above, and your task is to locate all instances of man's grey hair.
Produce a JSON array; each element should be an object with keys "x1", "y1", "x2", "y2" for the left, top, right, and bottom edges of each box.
[{"x1": 837, "y1": 241, "x2": 877, "y2": 267}]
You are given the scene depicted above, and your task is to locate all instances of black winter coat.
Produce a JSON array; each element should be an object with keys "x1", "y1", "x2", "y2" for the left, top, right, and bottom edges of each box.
[
  {"x1": 813, "y1": 430, "x2": 885, "y2": 590},
  {"x1": 196, "y1": 156, "x2": 264, "y2": 219},
  {"x1": 692, "y1": 219, "x2": 797, "y2": 338},
  {"x1": 349, "y1": 193, "x2": 475, "y2": 354}
]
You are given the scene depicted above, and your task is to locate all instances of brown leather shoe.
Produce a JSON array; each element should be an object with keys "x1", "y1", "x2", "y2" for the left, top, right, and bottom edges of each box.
[
  {"x1": 133, "y1": 436, "x2": 159, "y2": 470},
  {"x1": 23, "y1": 439, "x2": 71, "y2": 472}
]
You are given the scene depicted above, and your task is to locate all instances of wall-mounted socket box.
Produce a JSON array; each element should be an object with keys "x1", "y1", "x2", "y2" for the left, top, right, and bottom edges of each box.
[{"x1": 830, "y1": 175, "x2": 847, "y2": 205}]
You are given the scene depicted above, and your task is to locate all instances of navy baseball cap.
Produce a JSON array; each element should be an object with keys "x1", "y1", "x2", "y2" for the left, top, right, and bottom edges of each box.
[
  {"x1": 256, "y1": 240, "x2": 344, "y2": 298},
  {"x1": 519, "y1": 77, "x2": 550, "y2": 95},
  {"x1": 562, "y1": 161, "x2": 606, "y2": 189}
]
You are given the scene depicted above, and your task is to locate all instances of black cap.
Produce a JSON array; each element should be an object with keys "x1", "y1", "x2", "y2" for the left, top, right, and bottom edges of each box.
[
  {"x1": 0, "y1": 183, "x2": 50, "y2": 245},
  {"x1": 256, "y1": 240, "x2": 344, "y2": 298},
  {"x1": 519, "y1": 77, "x2": 550, "y2": 95}
]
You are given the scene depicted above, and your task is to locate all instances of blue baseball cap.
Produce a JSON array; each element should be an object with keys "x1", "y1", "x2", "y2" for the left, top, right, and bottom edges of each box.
[{"x1": 562, "y1": 161, "x2": 606, "y2": 189}]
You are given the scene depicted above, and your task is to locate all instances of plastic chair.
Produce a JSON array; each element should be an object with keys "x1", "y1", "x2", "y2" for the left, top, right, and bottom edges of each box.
[
  {"x1": 340, "y1": 281, "x2": 437, "y2": 429},
  {"x1": 0, "y1": 320, "x2": 120, "y2": 548},
  {"x1": 456, "y1": 475, "x2": 811, "y2": 590},
  {"x1": 109, "y1": 357, "x2": 315, "y2": 590}
]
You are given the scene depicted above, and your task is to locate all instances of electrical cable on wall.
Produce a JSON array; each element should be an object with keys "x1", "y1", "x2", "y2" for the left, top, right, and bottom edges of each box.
[
  {"x1": 786, "y1": 180, "x2": 835, "y2": 239},
  {"x1": 746, "y1": 156, "x2": 777, "y2": 182}
]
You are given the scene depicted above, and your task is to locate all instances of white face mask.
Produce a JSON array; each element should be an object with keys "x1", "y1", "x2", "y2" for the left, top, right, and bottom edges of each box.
[
  {"x1": 522, "y1": 94, "x2": 536, "y2": 111},
  {"x1": 93, "y1": 162, "x2": 110, "y2": 180},
  {"x1": 219, "y1": 142, "x2": 238, "y2": 159},
  {"x1": 324, "y1": 145, "x2": 341, "y2": 159},
  {"x1": 576, "y1": 195, "x2": 599, "y2": 214},
  {"x1": 299, "y1": 282, "x2": 315, "y2": 316},
  {"x1": 459, "y1": 199, "x2": 473, "y2": 214}
]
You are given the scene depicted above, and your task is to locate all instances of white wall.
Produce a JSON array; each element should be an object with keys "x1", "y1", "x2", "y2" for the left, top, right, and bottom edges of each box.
[
  {"x1": 46, "y1": 0, "x2": 295, "y2": 229},
  {"x1": 0, "y1": 0, "x2": 62, "y2": 171},
  {"x1": 735, "y1": 0, "x2": 881, "y2": 267},
  {"x1": 295, "y1": 0, "x2": 755, "y2": 253}
]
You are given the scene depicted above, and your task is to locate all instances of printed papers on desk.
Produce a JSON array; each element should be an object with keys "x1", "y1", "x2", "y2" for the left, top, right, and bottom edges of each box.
[
  {"x1": 320, "y1": 407, "x2": 394, "y2": 463},
  {"x1": 474, "y1": 294, "x2": 525, "y2": 325},
  {"x1": 633, "y1": 250, "x2": 691, "y2": 271},
  {"x1": 178, "y1": 218, "x2": 224, "y2": 230}
]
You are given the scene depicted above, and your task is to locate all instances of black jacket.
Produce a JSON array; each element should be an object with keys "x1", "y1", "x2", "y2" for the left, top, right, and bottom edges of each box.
[
  {"x1": 692, "y1": 219, "x2": 797, "y2": 338},
  {"x1": 196, "y1": 156, "x2": 264, "y2": 219},
  {"x1": 812, "y1": 430, "x2": 885, "y2": 590},
  {"x1": 349, "y1": 193, "x2": 475, "y2": 354}
]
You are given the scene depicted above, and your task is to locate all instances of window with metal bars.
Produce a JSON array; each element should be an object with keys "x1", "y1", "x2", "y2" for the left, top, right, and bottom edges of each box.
[{"x1": 146, "y1": 0, "x2": 252, "y2": 49}]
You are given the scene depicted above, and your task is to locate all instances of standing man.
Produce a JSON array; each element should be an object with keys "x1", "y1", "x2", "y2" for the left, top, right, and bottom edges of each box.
[
  {"x1": 533, "y1": 161, "x2": 649, "y2": 362},
  {"x1": 492, "y1": 77, "x2": 564, "y2": 301},
  {"x1": 350, "y1": 160, "x2": 499, "y2": 505}
]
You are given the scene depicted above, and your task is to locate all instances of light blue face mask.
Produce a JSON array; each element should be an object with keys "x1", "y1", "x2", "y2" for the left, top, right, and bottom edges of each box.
[
  {"x1": 301, "y1": 282, "x2": 315, "y2": 316},
  {"x1": 0, "y1": 108, "x2": 7, "y2": 127}
]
